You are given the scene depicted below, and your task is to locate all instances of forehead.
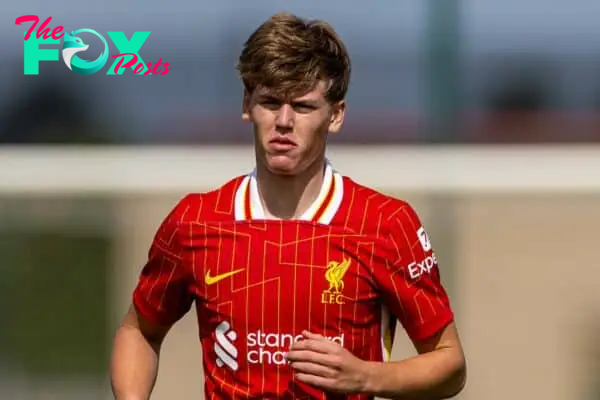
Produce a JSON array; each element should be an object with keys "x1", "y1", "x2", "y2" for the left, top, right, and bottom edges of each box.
[{"x1": 254, "y1": 80, "x2": 330, "y2": 102}]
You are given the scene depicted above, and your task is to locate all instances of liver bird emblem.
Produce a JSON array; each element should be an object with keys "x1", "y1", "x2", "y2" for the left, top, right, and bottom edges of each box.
[{"x1": 325, "y1": 258, "x2": 351, "y2": 293}]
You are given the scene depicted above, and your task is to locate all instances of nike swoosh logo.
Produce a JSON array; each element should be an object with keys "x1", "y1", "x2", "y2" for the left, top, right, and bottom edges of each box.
[{"x1": 204, "y1": 268, "x2": 245, "y2": 285}]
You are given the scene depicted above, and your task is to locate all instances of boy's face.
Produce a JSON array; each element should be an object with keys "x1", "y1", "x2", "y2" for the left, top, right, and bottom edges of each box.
[{"x1": 243, "y1": 80, "x2": 345, "y2": 176}]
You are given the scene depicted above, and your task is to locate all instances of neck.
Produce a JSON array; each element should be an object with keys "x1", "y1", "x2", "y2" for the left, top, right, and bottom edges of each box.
[{"x1": 255, "y1": 157, "x2": 326, "y2": 220}]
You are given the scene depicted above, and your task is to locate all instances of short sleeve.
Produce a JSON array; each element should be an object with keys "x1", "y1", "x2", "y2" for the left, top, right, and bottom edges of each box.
[
  {"x1": 132, "y1": 196, "x2": 194, "y2": 326},
  {"x1": 377, "y1": 203, "x2": 454, "y2": 342}
]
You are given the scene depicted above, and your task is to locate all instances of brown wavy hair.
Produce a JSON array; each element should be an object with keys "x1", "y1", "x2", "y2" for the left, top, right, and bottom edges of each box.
[{"x1": 237, "y1": 12, "x2": 351, "y2": 103}]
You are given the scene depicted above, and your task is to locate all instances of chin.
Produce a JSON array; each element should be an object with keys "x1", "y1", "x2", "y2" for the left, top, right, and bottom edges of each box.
[{"x1": 265, "y1": 156, "x2": 300, "y2": 176}]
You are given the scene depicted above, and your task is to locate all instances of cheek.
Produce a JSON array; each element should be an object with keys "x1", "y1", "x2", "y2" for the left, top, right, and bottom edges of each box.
[
  {"x1": 296, "y1": 115, "x2": 329, "y2": 143},
  {"x1": 250, "y1": 110, "x2": 275, "y2": 136},
  {"x1": 303, "y1": 123, "x2": 329, "y2": 150}
]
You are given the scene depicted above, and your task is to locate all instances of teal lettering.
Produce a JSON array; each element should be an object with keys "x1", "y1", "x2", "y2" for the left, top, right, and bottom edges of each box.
[
  {"x1": 106, "y1": 31, "x2": 150, "y2": 75},
  {"x1": 23, "y1": 32, "x2": 59, "y2": 75}
]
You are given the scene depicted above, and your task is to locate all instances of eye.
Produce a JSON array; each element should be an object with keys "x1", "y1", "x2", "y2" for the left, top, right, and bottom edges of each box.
[
  {"x1": 293, "y1": 104, "x2": 315, "y2": 113},
  {"x1": 260, "y1": 100, "x2": 280, "y2": 110}
]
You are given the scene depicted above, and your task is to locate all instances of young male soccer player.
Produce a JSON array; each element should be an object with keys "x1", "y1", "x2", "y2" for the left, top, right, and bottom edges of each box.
[{"x1": 110, "y1": 12, "x2": 466, "y2": 400}]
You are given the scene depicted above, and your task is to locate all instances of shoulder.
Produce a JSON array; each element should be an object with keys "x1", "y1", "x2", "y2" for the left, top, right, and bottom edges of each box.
[
  {"x1": 166, "y1": 175, "x2": 245, "y2": 224},
  {"x1": 340, "y1": 176, "x2": 421, "y2": 236},
  {"x1": 150, "y1": 176, "x2": 245, "y2": 249}
]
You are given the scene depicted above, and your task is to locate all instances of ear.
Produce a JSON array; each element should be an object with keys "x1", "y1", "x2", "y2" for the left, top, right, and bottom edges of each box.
[
  {"x1": 241, "y1": 89, "x2": 251, "y2": 122},
  {"x1": 328, "y1": 100, "x2": 346, "y2": 134}
]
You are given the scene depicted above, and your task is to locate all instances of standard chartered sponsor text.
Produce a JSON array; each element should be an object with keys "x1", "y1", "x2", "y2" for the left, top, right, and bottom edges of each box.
[{"x1": 247, "y1": 330, "x2": 345, "y2": 365}]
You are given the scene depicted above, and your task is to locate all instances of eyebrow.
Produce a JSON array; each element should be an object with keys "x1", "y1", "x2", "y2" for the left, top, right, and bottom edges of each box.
[
  {"x1": 257, "y1": 95, "x2": 321, "y2": 106},
  {"x1": 256, "y1": 95, "x2": 281, "y2": 102}
]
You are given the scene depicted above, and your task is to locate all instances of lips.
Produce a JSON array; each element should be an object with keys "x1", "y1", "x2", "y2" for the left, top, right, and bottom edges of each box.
[
  {"x1": 268, "y1": 136, "x2": 297, "y2": 151},
  {"x1": 269, "y1": 137, "x2": 296, "y2": 146}
]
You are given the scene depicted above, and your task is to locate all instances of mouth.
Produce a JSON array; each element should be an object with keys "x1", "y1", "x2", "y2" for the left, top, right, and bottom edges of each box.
[{"x1": 268, "y1": 137, "x2": 297, "y2": 151}]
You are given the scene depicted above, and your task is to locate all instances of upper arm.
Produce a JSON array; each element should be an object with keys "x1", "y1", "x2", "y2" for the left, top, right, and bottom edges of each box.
[
  {"x1": 376, "y1": 203, "x2": 455, "y2": 343},
  {"x1": 413, "y1": 321, "x2": 462, "y2": 354},
  {"x1": 414, "y1": 321, "x2": 467, "y2": 394},
  {"x1": 131, "y1": 195, "x2": 195, "y2": 329},
  {"x1": 121, "y1": 303, "x2": 172, "y2": 345}
]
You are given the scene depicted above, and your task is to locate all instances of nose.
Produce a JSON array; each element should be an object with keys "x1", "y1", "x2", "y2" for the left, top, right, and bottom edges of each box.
[{"x1": 275, "y1": 104, "x2": 294, "y2": 129}]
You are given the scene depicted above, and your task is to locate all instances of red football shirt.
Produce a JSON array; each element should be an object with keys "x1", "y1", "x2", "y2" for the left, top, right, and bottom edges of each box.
[{"x1": 132, "y1": 163, "x2": 454, "y2": 399}]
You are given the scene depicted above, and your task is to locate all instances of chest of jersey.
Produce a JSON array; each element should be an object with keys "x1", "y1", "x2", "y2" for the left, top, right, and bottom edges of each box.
[{"x1": 183, "y1": 220, "x2": 384, "y2": 334}]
